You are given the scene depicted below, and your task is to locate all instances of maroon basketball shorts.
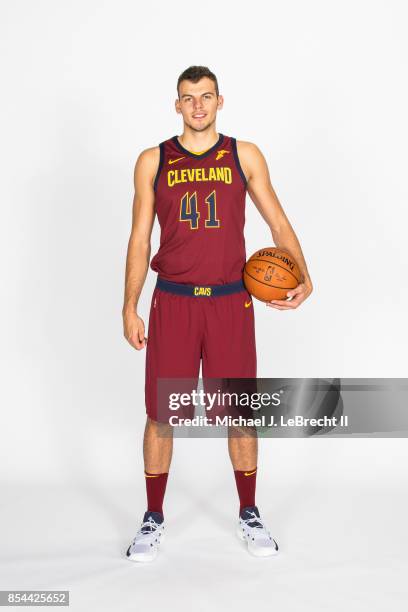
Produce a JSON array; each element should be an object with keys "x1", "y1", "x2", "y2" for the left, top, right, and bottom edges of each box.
[{"x1": 145, "y1": 276, "x2": 257, "y2": 423}]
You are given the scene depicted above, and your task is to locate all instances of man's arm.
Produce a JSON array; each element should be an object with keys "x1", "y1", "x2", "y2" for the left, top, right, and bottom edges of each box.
[
  {"x1": 122, "y1": 147, "x2": 159, "y2": 348},
  {"x1": 238, "y1": 141, "x2": 313, "y2": 310}
]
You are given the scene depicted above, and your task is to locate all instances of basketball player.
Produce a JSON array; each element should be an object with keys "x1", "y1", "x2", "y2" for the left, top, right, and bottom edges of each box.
[{"x1": 122, "y1": 66, "x2": 313, "y2": 562}]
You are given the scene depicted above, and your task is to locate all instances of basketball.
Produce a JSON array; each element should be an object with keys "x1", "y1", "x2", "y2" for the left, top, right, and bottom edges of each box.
[{"x1": 243, "y1": 247, "x2": 301, "y2": 302}]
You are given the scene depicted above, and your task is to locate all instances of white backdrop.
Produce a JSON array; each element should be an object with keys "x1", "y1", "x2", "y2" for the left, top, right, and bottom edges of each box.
[{"x1": 1, "y1": 1, "x2": 408, "y2": 609}]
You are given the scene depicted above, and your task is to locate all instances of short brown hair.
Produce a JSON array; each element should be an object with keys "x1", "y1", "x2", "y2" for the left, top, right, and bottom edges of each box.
[{"x1": 177, "y1": 66, "x2": 219, "y2": 98}]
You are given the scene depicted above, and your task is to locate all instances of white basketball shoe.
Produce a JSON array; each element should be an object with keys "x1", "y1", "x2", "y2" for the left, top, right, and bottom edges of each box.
[
  {"x1": 237, "y1": 506, "x2": 279, "y2": 557},
  {"x1": 126, "y1": 511, "x2": 165, "y2": 562}
]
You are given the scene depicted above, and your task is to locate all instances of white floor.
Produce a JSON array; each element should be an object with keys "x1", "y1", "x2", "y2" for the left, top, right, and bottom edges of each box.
[{"x1": 1, "y1": 478, "x2": 407, "y2": 612}]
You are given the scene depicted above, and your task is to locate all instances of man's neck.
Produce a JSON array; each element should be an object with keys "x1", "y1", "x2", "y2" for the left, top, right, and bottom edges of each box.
[{"x1": 178, "y1": 129, "x2": 219, "y2": 153}]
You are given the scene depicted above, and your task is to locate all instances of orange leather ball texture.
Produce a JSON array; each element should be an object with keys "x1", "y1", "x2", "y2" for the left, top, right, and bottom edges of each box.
[{"x1": 243, "y1": 247, "x2": 301, "y2": 302}]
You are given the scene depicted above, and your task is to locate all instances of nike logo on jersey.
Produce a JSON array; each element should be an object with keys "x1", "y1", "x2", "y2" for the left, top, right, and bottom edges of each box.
[
  {"x1": 215, "y1": 149, "x2": 230, "y2": 161},
  {"x1": 244, "y1": 300, "x2": 252, "y2": 308},
  {"x1": 168, "y1": 156, "x2": 186, "y2": 165},
  {"x1": 244, "y1": 469, "x2": 257, "y2": 476}
]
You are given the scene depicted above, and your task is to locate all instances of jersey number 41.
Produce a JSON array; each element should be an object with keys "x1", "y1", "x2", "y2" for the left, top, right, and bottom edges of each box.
[{"x1": 180, "y1": 190, "x2": 220, "y2": 230}]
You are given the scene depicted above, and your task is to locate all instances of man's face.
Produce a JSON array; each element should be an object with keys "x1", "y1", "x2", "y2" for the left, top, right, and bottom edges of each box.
[{"x1": 175, "y1": 77, "x2": 223, "y2": 132}]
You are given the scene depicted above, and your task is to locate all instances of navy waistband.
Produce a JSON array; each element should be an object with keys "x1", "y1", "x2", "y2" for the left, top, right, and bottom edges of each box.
[{"x1": 156, "y1": 276, "x2": 246, "y2": 297}]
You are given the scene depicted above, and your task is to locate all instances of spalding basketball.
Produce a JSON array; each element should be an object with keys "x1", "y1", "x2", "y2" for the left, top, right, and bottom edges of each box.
[{"x1": 243, "y1": 247, "x2": 301, "y2": 302}]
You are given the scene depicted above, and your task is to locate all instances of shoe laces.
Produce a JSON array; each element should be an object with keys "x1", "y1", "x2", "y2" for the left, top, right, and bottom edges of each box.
[{"x1": 133, "y1": 517, "x2": 162, "y2": 543}]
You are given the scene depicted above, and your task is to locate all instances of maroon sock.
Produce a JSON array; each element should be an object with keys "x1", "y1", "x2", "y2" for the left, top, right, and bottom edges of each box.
[
  {"x1": 145, "y1": 471, "x2": 168, "y2": 515},
  {"x1": 234, "y1": 467, "x2": 257, "y2": 513}
]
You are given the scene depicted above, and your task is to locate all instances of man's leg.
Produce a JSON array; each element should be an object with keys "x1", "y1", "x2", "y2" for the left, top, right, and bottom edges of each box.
[
  {"x1": 143, "y1": 416, "x2": 173, "y2": 515},
  {"x1": 201, "y1": 290, "x2": 258, "y2": 512},
  {"x1": 143, "y1": 287, "x2": 202, "y2": 515},
  {"x1": 144, "y1": 416, "x2": 173, "y2": 472},
  {"x1": 126, "y1": 287, "x2": 202, "y2": 562},
  {"x1": 228, "y1": 423, "x2": 278, "y2": 557},
  {"x1": 228, "y1": 427, "x2": 258, "y2": 513},
  {"x1": 126, "y1": 416, "x2": 170, "y2": 562},
  {"x1": 201, "y1": 290, "x2": 278, "y2": 556}
]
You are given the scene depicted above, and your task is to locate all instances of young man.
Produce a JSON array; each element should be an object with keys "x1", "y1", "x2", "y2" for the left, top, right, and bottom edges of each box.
[{"x1": 122, "y1": 66, "x2": 313, "y2": 562}]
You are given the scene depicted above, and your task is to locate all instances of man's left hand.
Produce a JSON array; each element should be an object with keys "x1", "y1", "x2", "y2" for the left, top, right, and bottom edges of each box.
[{"x1": 266, "y1": 281, "x2": 313, "y2": 310}]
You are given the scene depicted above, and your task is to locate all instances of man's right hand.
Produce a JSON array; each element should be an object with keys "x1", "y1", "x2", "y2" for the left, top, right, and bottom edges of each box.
[{"x1": 123, "y1": 310, "x2": 147, "y2": 350}]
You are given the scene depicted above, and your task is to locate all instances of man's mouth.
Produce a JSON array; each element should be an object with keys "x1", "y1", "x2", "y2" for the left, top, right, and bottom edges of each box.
[{"x1": 192, "y1": 113, "x2": 206, "y2": 119}]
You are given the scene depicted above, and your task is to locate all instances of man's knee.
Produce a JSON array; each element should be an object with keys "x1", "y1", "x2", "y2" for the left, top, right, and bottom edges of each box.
[{"x1": 145, "y1": 416, "x2": 173, "y2": 438}]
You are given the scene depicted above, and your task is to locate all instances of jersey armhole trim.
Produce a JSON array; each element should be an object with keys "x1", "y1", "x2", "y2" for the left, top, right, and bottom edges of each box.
[
  {"x1": 153, "y1": 142, "x2": 165, "y2": 192},
  {"x1": 231, "y1": 137, "x2": 248, "y2": 189}
]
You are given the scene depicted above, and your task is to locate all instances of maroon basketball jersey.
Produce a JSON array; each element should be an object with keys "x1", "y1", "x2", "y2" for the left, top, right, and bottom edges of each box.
[{"x1": 150, "y1": 133, "x2": 248, "y2": 285}]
